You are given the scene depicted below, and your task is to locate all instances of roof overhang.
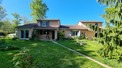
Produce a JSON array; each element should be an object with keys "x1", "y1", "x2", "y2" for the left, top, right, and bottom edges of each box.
[{"x1": 33, "y1": 27, "x2": 58, "y2": 30}]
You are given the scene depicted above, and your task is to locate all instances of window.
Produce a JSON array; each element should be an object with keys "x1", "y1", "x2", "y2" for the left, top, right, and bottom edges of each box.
[
  {"x1": 21, "y1": 30, "x2": 24, "y2": 38},
  {"x1": 40, "y1": 21, "x2": 49, "y2": 27},
  {"x1": 25, "y1": 30, "x2": 29, "y2": 38},
  {"x1": 42, "y1": 22, "x2": 47, "y2": 27},
  {"x1": 71, "y1": 30, "x2": 78, "y2": 36},
  {"x1": 95, "y1": 23, "x2": 98, "y2": 26},
  {"x1": 21, "y1": 30, "x2": 29, "y2": 38}
]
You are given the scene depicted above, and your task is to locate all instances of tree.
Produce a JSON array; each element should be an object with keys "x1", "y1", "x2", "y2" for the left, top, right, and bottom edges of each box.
[
  {"x1": 1, "y1": 19, "x2": 14, "y2": 33},
  {"x1": 0, "y1": 6, "x2": 7, "y2": 21},
  {"x1": 12, "y1": 13, "x2": 22, "y2": 26},
  {"x1": 21, "y1": 16, "x2": 30, "y2": 24},
  {"x1": 97, "y1": 0, "x2": 122, "y2": 62},
  {"x1": 30, "y1": 0, "x2": 49, "y2": 20},
  {"x1": 0, "y1": 1, "x2": 7, "y2": 31},
  {"x1": 12, "y1": 13, "x2": 22, "y2": 32}
]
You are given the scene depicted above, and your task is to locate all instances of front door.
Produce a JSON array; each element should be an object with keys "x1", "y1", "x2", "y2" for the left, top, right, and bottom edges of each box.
[{"x1": 52, "y1": 31, "x2": 55, "y2": 39}]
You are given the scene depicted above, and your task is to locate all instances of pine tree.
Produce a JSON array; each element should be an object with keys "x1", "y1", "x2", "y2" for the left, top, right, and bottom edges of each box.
[{"x1": 97, "y1": 0, "x2": 122, "y2": 62}]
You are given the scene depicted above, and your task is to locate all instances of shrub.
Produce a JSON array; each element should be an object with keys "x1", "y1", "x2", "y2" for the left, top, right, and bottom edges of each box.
[
  {"x1": 0, "y1": 45, "x2": 20, "y2": 51},
  {"x1": 73, "y1": 36, "x2": 80, "y2": 43},
  {"x1": 13, "y1": 48, "x2": 33, "y2": 68},
  {"x1": 12, "y1": 37, "x2": 18, "y2": 40},
  {"x1": 0, "y1": 39, "x2": 5, "y2": 45},
  {"x1": 30, "y1": 31, "x2": 37, "y2": 40},
  {"x1": 57, "y1": 31, "x2": 65, "y2": 39},
  {"x1": 0, "y1": 39, "x2": 20, "y2": 51},
  {"x1": 79, "y1": 33, "x2": 86, "y2": 40}
]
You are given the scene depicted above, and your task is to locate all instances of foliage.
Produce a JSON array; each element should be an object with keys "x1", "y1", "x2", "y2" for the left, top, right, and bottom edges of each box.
[
  {"x1": 1, "y1": 12, "x2": 29, "y2": 33},
  {"x1": 30, "y1": 0, "x2": 49, "y2": 20},
  {"x1": 0, "y1": 39, "x2": 104, "y2": 68},
  {"x1": 1, "y1": 19, "x2": 15, "y2": 33},
  {"x1": 73, "y1": 36, "x2": 80, "y2": 43},
  {"x1": 57, "y1": 31, "x2": 65, "y2": 39},
  {"x1": 21, "y1": 16, "x2": 30, "y2": 25},
  {"x1": 0, "y1": 45, "x2": 20, "y2": 51},
  {"x1": 12, "y1": 12, "x2": 22, "y2": 26},
  {"x1": 86, "y1": 23, "x2": 102, "y2": 38},
  {"x1": 13, "y1": 48, "x2": 32, "y2": 68},
  {"x1": 79, "y1": 33, "x2": 86, "y2": 39},
  {"x1": 12, "y1": 12, "x2": 23, "y2": 32},
  {"x1": 29, "y1": 30, "x2": 37, "y2": 40},
  {"x1": 58, "y1": 39, "x2": 122, "y2": 68},
  {"x1": 0, "y1": 5, "x2": 7, "y2": 32},
  {"x1": 97, "y1": 0, "x2": 122, "y2": 62},
  {"x1": 0, "y1": 39, "x2": 20, "y2": 51},
  {"x1": 0, "y1": 2, "x2": 16, "y2": 33},
  {"x1": 0, "y1": 38, "x2": 5, "y2": 44},
  {"x1": 0, "y1": 5, "x2": 6, "y2": 20}
]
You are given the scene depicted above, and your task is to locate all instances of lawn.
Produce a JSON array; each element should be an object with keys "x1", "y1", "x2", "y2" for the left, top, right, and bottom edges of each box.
[
  {"x1": 58, "y1": 39, "x2": 122, "y2": 68},
  {"x1": 0, "y1": 39, "x2": 104, "y2": 68}
]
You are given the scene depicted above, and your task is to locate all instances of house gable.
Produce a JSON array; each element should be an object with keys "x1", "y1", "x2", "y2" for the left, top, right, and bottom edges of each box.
[
  {"x1": 79, "y1": 21, "x2": 102, "y2": 27},
  {"x1": 37, "y1": 19, "x2": 60, "y2": 28}
]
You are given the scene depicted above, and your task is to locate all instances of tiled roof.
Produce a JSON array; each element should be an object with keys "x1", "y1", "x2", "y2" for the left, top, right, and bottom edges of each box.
[
  {"x1": 69, "y1": 25, "x2": 88, "y2": 30},
  {"x1": 17, "y1": 23, "x2": 59, "y2": 29},
  {"x1": 60, "y1": 25, "x2": 88, "y2": 30},
  {"x1": 34, "y1": 26, "x2": 59, "y2": 29},
  {"x1": 17, "y1": 23, "x2": 37, "y2": 28},
  {"x1": 60, "y1": 25, "x2": 69, "y2": 28},
  {"x1": 80, "y1": 20, "x2": 102, "y2": 23},
  {"x1": 37, "y1": 19, "x2": 60, "y2": 21}
]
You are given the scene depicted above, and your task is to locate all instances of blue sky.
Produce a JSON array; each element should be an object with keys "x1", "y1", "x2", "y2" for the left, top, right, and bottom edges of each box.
[{"x1": 1, "y1": 0, "x2": 105, "y2": 26}]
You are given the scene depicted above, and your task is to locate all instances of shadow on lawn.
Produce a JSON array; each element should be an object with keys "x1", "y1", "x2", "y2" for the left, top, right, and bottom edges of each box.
[
  {"x1": 0, "y1": 39, "x2": 97, "y2": 68},
  {"x1": 57, "y1": 39, "x2": 98, "y2": 57}
]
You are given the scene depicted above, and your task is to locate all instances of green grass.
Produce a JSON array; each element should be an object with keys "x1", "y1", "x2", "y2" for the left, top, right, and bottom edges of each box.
[
  {"x1": 58, "y1": 39, "x2": 122, "y2": 68},
  {"x1": 0, "y1": 39, "x2": 104, "y2": 68}
]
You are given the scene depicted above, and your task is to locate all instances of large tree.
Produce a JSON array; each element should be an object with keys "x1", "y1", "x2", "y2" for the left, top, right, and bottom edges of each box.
[
  {"x1": 1, "y1": 19, "x2": 13, "y2": 33},
  {"x1": 0, "y1": 1, "x2": 7, "y2": 31},
  {"x1": 0, "y1": 6, "x2": 6, "y2": 21},
  {"x1": 12, "y1": 13, "x2": 22, "y2": 26},
  {"x1": 12, "y1": 13, "x2": 22, "y2": 32},
  {"x1": 97, "y1": 0, "x2": 122, "y2": 62},
  {"x1": 21, "y1": 16, "x2": 30, "y2": 24},
  {"x1": 30, "y1": 0, "x2": 48, "y2": 20}
]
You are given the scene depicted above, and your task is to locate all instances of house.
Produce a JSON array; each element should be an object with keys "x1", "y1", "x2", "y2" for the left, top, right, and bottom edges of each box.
[{"x1": 16, "y1": 19, "x2": 102, "y2": 40}]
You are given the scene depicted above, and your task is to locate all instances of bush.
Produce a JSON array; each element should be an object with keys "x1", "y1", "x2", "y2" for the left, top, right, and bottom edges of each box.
[
  {"x1": 79, "y1": 33, "x2": 86, "y2": 40},
  {"x1": 0, "y1": 39, "x2": 20, "y2": 51},
  {"x1": 30, "y1": 31, "x2": 37, "y2": 40},
  {"x1": 73, "y1": 36, "x2": 80, "y2": 43},
  {"x1": 57, "y1": 31, "x2": 65, "y2": 39},
  {"x1": 12, "y1": 37, "x2": 18, "y2": 40},
  {"x1": 13, "y1": 48, "x2": 33, "y2": 68},
  {"x1": 0, "y1": 45, "x2": 20, "y2": 51},
  {"x1": 0, "y1": 39, "x2": 5, "y2": 45}
]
